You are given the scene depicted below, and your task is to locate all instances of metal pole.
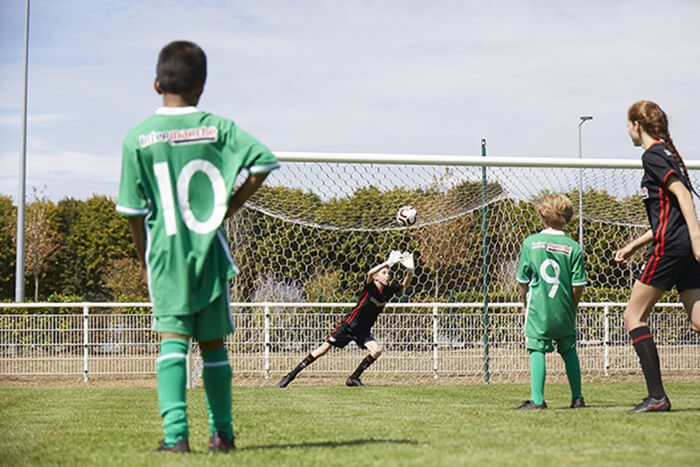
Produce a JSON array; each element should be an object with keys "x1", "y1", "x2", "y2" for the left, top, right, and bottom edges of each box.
[
  {"x1": 577, "y1": 116, "x2": 592, "y2": 252},
  {"x1": 481, "y1": 138, "x2": 490, "y2": 383},
  {"x1": 432, "y1": 305, "x2": 438, "y2": 380},
  {"x1": 186, "y1": 340, "x2": 193, "y2": 389},
  {"x1": 603, "y1": 305, "x2": 610, "y2": 377},
  {"x1": 15, "y1": 0, "x2": 30, "y2": 302},
  {"x1": 83, "y1": 304, "x2": 89, "y2": 382},
  {"x1": 264, "y1": 305, "x2": 270, "y2": 379}
]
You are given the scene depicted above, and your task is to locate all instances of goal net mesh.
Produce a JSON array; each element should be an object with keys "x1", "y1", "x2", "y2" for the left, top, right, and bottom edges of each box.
[
  {"x1": 227, "y1": 162, "x2": 699, "y2": 304},
  {"x1": 202, "y1": 157, "x2": 700, "y2": 385}
]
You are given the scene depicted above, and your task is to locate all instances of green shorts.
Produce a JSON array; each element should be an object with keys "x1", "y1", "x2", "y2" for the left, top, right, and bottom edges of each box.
[
  {"x1": 154, "y1": 290, "x2": 234, "y2": 342},
  {"x1": 526, "y1": 335, "x2": 576, "y2": 354}
]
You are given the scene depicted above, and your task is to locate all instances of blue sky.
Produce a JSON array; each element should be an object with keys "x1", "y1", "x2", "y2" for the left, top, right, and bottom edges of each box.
[{"x1": 1, "y1": 0, "x2": 700, "y2": 201}]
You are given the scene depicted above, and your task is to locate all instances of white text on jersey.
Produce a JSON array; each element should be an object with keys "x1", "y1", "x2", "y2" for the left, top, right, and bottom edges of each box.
[
  {"x1": 531, "y1": 242, "x2": 572, "y2": 255},
  {"x1": 139, "y1": 126, "x2": 218, "y2": 148}
]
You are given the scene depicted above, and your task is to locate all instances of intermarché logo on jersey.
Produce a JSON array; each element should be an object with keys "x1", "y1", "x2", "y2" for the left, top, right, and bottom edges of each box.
[
  {"x1": 531, "y1": 242, "x2": 572, "y2": 255},
  {"x1": 139, "y1": 126, "x2": 218, "y2": 148}
]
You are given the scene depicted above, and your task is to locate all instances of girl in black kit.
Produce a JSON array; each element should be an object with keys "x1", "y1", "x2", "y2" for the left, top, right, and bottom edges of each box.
[
  {"x1": 615, "y1": 101, "x2": 700, "y2": 412},
  {"x1": 277, "y1": 251, "x2": 413, "y2": 387}
]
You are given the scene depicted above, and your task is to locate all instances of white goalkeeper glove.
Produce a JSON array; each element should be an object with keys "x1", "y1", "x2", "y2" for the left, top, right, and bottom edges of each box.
[
  {"x1": 386, "y1": 250, "x2": 402, "y2": 267},
  {"x1": 399, "y1": 251, "x2": 414, "y2": 271}
]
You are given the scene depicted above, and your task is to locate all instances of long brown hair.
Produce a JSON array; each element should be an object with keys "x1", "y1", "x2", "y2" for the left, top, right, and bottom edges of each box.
[{"x1": 628, "y1": 100, "x2": 698, "y2": 198}]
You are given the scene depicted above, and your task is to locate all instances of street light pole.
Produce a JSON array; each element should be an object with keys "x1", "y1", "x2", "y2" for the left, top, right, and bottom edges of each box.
[
  {"x1": 15, "y1": 0, "x2": 30, "y2": 302},
  {"x1": 578, "y1": 115, "x2": 593, "y2": 252}
]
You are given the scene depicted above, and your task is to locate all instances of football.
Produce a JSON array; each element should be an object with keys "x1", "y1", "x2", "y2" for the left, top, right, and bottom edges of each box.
[{"x1": 396, "y1": 205, "x2": 417, "y2": 226}]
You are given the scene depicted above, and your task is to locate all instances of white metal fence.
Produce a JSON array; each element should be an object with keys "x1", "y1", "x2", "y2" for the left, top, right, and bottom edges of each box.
[{"x1": 1, "y1": 302, "x2": 698, "y2": 386}]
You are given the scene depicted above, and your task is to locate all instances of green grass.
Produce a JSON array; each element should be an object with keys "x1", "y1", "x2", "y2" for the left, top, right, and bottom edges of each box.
[{"x1": 1, "y1": 383, "x2": 699, "y2": 466}]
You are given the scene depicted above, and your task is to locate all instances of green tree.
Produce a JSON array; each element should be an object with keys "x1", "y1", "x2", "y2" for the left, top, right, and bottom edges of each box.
[
  {"x1": 485, "y1": 198, "x2": 539, "y2": 300},
  {"x1": 227, "y1": 186, "x2": 324, "y2": 301},
  {"x1": 70, "y1": 195, "x2": 133, "y2": 299},
  {"x1": 0, "y1": 195, "x2": 16, "y2": 299},
  {"x1": 570, "y1": 188, "x2": 647, "y2": 296},
  {"x1": 27, "y1": 191, "x2": 63, "y2": 301},
  {"x1": 49, "y1": 198, "x2": 84, "y2": 297},
  {"x1": 10, "y1": 187, "x2": 64, "y2": 301},
  {"x1": 229, "y1": 185, "x2": 414, "y2": 303},
  {"x1": 486, "y1": 188, "x2": 646, "y2": 303},
  {"x1": 102, "y1": 258, "x2": 148, "y2": 301}
]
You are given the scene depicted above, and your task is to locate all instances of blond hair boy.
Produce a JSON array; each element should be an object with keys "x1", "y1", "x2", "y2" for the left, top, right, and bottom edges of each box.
[{"x1": 515, "y1": 194, "x2": 587, "y2": 410}]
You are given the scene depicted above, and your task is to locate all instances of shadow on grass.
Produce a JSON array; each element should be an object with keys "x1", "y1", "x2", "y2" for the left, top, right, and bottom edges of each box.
[
  {"x1": 239, "y1": 438, "x2": 418, "y2": 451},
  {"x1": 545, "y1": 404, "x2": 700, "y2": 412}
]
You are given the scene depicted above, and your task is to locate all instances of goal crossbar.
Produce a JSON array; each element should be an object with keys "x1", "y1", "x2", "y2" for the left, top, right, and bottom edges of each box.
[{"x1": 274, "y1": 151, "x2": 700, "y2": 169}]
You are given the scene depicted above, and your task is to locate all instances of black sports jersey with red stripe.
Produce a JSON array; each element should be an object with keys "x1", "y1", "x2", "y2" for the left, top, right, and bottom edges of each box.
[
  {"x1": 640, "y1": 141, "x2": 692, "y2": 257},
  {"x1": 342, "y1": 282, "x2": 403, "y2": 333}
]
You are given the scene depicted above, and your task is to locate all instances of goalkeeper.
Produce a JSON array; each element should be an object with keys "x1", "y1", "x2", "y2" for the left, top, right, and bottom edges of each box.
[
  {"x1": 276, "y1": 251, "x2": 413, "y2": 387},
  {"x1": 515, "y1": 194, "x2": 587, "y2": 410}
]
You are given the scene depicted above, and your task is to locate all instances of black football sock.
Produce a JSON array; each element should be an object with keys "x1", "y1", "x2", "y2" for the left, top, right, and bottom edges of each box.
[
  {"x1": 351, "y1": 354, "x2": 376, "y2": 379},
  {"x1": 630, "y1": 326, "x2": 665, "y2": 399},
  {"x1": 289, "y1": 353, "x2": 316, "y2": 377}
]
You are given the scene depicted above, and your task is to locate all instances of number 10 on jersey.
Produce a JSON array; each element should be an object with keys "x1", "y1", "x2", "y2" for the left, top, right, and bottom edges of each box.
[{"x1": 154, "y1": 159, "x2": 228, "y2": 236}]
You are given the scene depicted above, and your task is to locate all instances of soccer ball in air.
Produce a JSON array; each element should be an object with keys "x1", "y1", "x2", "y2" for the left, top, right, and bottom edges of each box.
[{"x1": 396, "y1": 205, "x2": 417, "y2": 226}]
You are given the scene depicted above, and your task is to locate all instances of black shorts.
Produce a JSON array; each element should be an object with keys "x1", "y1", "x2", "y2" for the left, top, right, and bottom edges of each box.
[
  {"x1": 638, "y1": 253, "x2": 700, "y2": 291},
  {"x1": 326, "y1": 323, "x2": 374, "y2": 349}
]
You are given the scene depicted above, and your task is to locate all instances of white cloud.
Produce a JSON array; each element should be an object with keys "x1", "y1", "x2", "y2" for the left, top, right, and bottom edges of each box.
[
  {"x1": 0, "y1": 142, "x2": 120, "y2": 201},
  {"x1": 1, "y1": 0, "x2": 700, "y2": 200}
]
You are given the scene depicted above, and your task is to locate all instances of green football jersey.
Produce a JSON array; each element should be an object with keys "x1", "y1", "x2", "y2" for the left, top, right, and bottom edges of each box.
[
  {"x1": 516, "y1": 229, "x2": 587, "y2": 340},
  {"x1": 117, "y1": 107, "x2": 280, "y2": 317}
]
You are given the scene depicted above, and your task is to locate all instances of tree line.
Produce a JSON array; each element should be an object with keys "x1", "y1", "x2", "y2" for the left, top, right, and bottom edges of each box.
[
  {"x1": 0, "y1": 189, "x2": 145, "y2": 302},
  {"x1": 0, "y1": 181, "x2": 650, "y2": 306}
]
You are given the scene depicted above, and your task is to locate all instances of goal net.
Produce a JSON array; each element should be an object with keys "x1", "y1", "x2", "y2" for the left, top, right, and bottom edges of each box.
[
  {"x1": 210, "y1": 151, "x2": 700, "y2": 385},
  {"x1": 227, "y1": 152, "x2": 699, "y2": 305}
]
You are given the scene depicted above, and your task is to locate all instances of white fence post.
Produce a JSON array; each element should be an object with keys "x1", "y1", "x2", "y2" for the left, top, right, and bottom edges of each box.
[
  {"x1": 186, "y1": 340, "x2": 193, "y2": 389},
  {"x1": 83, "y1": 304, "x2": 89, "y2": 382},
  {"x1": 264, "y1": 305, "x2": 270, "y2": 379},
  {"x1": 603, "y1": 305, "x2": 610, "y2": 377},
  {"x1": 432, "y1": 305, "x2": 439, "y2": 379}
]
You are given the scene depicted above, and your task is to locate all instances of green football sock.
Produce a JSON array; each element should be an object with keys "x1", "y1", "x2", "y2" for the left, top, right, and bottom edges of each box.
[
  {"x1": 529, "y1": 350, "x2": 546, "y2": 405},
  {"x1": 561, "y1": 347, "x2": 583, "y2": 401},
  {"x1": 202, "y1": 348, "x2": 233, "y2": 438},
  {"x1": 157, "y1": 338, "x2": 189, "y2": 445}
]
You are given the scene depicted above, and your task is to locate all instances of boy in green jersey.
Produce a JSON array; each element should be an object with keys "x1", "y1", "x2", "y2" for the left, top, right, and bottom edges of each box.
[
  {"x1": 117, "y1": 41, "x2": 279, "y2": 453},
  {"x1": 515, "y1": 194, "x2": 587, "y2": 410}
]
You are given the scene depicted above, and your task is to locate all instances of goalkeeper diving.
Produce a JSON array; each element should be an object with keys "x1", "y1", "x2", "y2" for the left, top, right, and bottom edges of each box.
[{"x1": 276, "y1": 251, "x2": 414, "y2": 387}]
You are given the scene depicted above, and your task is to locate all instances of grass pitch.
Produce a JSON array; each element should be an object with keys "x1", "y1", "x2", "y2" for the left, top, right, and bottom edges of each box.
[{"x1": 1, "y1": 383, "x2": 699, "y2": 466}]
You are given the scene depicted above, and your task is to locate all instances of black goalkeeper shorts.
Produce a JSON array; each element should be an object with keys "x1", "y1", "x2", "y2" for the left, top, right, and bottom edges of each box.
[{"x1": 326, "y1": 323, "x2": 374, "y2": 349}]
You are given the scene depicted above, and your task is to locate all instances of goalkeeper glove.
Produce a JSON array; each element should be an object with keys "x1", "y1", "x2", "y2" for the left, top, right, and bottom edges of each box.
[
  {"x1": 386, "y1": 250, "x2": 402, "y2": 267},
  {"x1": 400, "y1": 251, "x2": 414, "y2": 270}
]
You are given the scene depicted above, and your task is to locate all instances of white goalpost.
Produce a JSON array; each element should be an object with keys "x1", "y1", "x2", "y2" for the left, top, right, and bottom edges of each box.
[
  {"x1": 230, "y1": 151, "x2": 699, "y2": 304},
  {"x1": 216, "y1": 151, "x2": 699, "y2": 385}
]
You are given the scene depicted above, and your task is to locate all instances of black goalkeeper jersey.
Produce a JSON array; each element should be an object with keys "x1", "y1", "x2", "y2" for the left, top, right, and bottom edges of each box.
[
  {"x1": 640, "y1": 141, "x2": 692, "y2": 257},
  {"x1": 342, "y1": 282, "x2": 403, "y2": 333}
]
